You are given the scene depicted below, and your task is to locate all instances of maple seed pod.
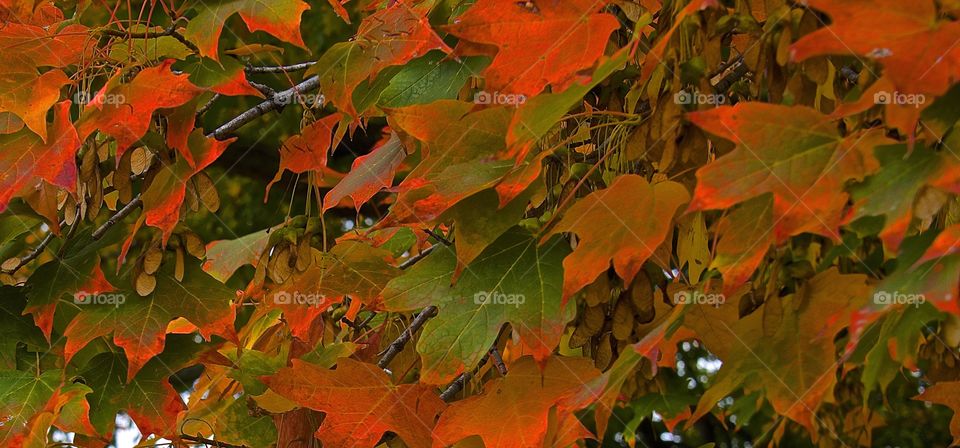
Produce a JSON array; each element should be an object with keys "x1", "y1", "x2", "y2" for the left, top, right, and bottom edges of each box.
[
  {"x1": 183, "y1": 232, "x2": 206, "y2": 259},
  {"x1": 184, "y1": 181, "x2": 200, "y2": 212},
  {"x1": 1, "y1": 257, "x2": 20, "y2": 272},
  {"x1": 194, "y1": 172, "x2": 220, "y2": 212},
  {"x1": 594, "y1": 332, "x2": 614, "y2": 370},
  {"x1": 569, "y1": 322, "x2": 592, "y2": 349},
  {"x1": 136, "y1": 271, "x2": 157, "y2": 296},
  {"x1": 130, "y1": 147, "x2": 152, "y2": 175},
  {"x1": 175, "y1": 246, "x2": 185, "y2": 282},
  {"x1": 268, "y1": 245, "x2": 292, "y2": 284},
  {"x1": 295, "y1": 237, "x2": 312, "y2": 272},
  {"x1": 611, "y1": 296, "x2": 634, "y2": 341},
  {"x1": 143, "y1": 245, "x2": 163, "y2": 275}
]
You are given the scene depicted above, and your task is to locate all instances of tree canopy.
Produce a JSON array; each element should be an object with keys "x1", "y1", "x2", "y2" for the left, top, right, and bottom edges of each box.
[{"x1": 0, "y1": 0, "x2": 959, "y2": 447}]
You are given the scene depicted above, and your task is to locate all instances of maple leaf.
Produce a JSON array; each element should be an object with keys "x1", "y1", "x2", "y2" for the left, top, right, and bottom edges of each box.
[
  {"x1": 267, "y1": 113, "x2": 342, "y2": 196},
  {"x1": 444, "y1": 0, "x2": 619, "y2": 97},
  {"x1": 183, "y1": 0, "x2": 310, "y2": 60},
  {"x1": 326, "y1": 0, "x2": 351, "y2": 23},
  {"x1": 916, "y1": 380, "x2": 960, "y2": 444},
  {"x1": 545, "y1": 175, "x2": 690, "y2": 300},
  {"x1": 180, "y1": 365, "x2": 278, "y2": 447},
  {"x1": 22, "y1": 238, "x2": 113, "y2": 340},
  {"x1": 0, "y1": 288, "x2": 45, "y2": 369},
  {"x1": 687, "y1": 103, "x2": 889, "y2": 241},
  {"x1": 846, "y1": 143, "x2": 959, "y2": 252},
  {"x1": 683, "y1": 269, "x2": 873, "y2": 432},
  {"x1": 877, "y1": 223, "x2": 960, "y2": 315},
  {"x1": 323, "y1": 131, "x2": 406, "y2": 213},
  {"x1": 0, "y1": 101, "x2": 79, "y2": 213},
  {"x1": 203, "y1": 228, "x2": 272, "y2": 282},
  {"x1": 711, "y1": 194, "x2": 774, "y2": 296},
  {"x1": 307, "y1": 0, "x2": 450, "y2": 117},
  {"x1": 441, "y1": 184, "x2": 537, "y2": 276},
  {"x1": 141, "y1": 130, "x2": 234, "y2": 244},
  {"x1": 79, "y1": 336, "x2": 209, "y2": 439},
  {"x1": 0, "y1": 69, "x2": 70, "y2": 141},
  {"x1": 790, "y1": 0, "x2": 960, "y2": 99},
  {"x1": 434, "y1": 356, "x2": 601, "y2": 448},
  {"x1": 383, "y1": 227, "x2": 572, "y2": 384},
  {"x1": 181, "y1": 56, "x2": 264, "y2": 98},
  {"x1": 0, "y1": 22, "x2": 92, "y2": 69},
  {"x1": 263, "y1": 358, "x2": 445, "y2": 448},
  {"x1": 76, "y1": 60, "x2": 204, "y2": 164},
  {"x1": 63, "y1": 262, "x2": 235, "y2": 380},
  {"x1": 0, "y1": 369, "x2": 60, "y2": 447},
  {"x1": 381, "y1": 100, "x2": 515, "y2": 226}
]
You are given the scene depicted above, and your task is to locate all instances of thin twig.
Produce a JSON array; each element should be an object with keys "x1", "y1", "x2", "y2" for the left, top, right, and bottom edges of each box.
[
  {"x1": 440, "y1": 351, "x2": 494, "y2": 402},
  {"x1": 398, "y1": 244, "x2": 438, "y2": 269},
  {"x1": 248, "y1": 81, "x2": 277, "y2": 98},
  {"x1": 196, "y1": 93, "x2": 221, "y2": 118},
  {"x1": 179, "y1": 434, "x2": 247, "y2": 448},
  {"x1": 245, "y1": 62, "x2": 317, "y2": 74},
  {"x1": 375, "y1": 244, "x2": 443, "y2": 369},
  {"x1": 423, "y1": 229, "x2": 452, "y2": 246},
  {"x1": 91, "y1": 194, "x2": 142, "y2": 241},
  {"x1": 99, "y1": 21, "x2": 200, "y2": 54},
  {"x1": 3, "y1": 232, "x2": 55, "y2": 274},
  {"x1": 488, "y1": 347, "x2": 508, "y2": 376},
  {"x1": 207, "y1": 76, "x2": 321, "y2": 140},
  {"x1": 377, "y1": 306, "x2": 437, "y2": 369}
]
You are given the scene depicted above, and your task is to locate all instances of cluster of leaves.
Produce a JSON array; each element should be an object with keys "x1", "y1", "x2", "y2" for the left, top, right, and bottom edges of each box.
[{"x1": 2, "y1": 0, "x2": 960, "y2": 447}]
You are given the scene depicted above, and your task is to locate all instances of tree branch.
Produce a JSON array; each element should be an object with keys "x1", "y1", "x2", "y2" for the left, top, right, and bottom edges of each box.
[
  {"x1": 440, "y1": 353, "x2": 491, "y2": 402},
  {"x1": 439, "y1": 345, "x2": 507, "y2": 402},
  {"x1": 2, "y1": 232, "x2": 55, "y2": 274},
  {"x1": 179, "y1": 434, "x2": 248, "y2": 448},
  {"x1": 207, "y1": 76, "x2": 321, "y2": 140},
  {"x1": 91, "y1": 194, "x2": 142, "y2": 241},
  {"x1": 377, "y1": 306, "x2": 437, "y2": 370},
  {"x1": 245, "y1": 62, "x2": 317, "y2": 74},
  {"x1": 99, "y1": 22, "x2": 199, "y2": 54},
  {"x1": 488, "y1": 347, "x2": 507, "y2": 376},
  {"x1": 376, "y1": 244, "x2": 442, "y2": 369}
]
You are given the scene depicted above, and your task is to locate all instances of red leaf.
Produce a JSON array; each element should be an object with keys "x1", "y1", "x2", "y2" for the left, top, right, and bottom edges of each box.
[
  {"x1": 267, "y1": 114, "x2": 342, "y2": 197},
  {"x1": 76, "y1": 60, "x2": 203, "y2": 164},
  {"x1": 323, "y1": 131, "x2": 405, "y2": 213},
  {"x1": 687, "y1": 103, "x2": 889, "y2": 241},
  {"x1": 791, "y1": 0, "x2": 960, "y2": 99},
  {"x1": 0, "y1": 69, "x2": 70, "y2": 141},
  {"x1": 309, "y1": 0, "x2": 450, "y2": 116},
  {"x1": 546, "y1": 175, "x2": 690, "y2": 300},
  {"x1": 445, "y1": 0, "x2": 620, "y2": 97},
  {"x1": 0, "y1": 101, "x2": 80, "y2": 212},
  {"x1": 434, "y1": 356, "x2": 601, "y2": 448},
  {"x1": 263, "y1": 358, "x2": 445, "y2": 448},
  {"x1": 183, "y1": 0, "x2": 310, "y2": 61}
]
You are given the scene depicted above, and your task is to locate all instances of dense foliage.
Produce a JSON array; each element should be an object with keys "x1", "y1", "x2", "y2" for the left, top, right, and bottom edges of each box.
[{"x1": 1, "y1": 0, "x2": 959, "y2": 447}]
